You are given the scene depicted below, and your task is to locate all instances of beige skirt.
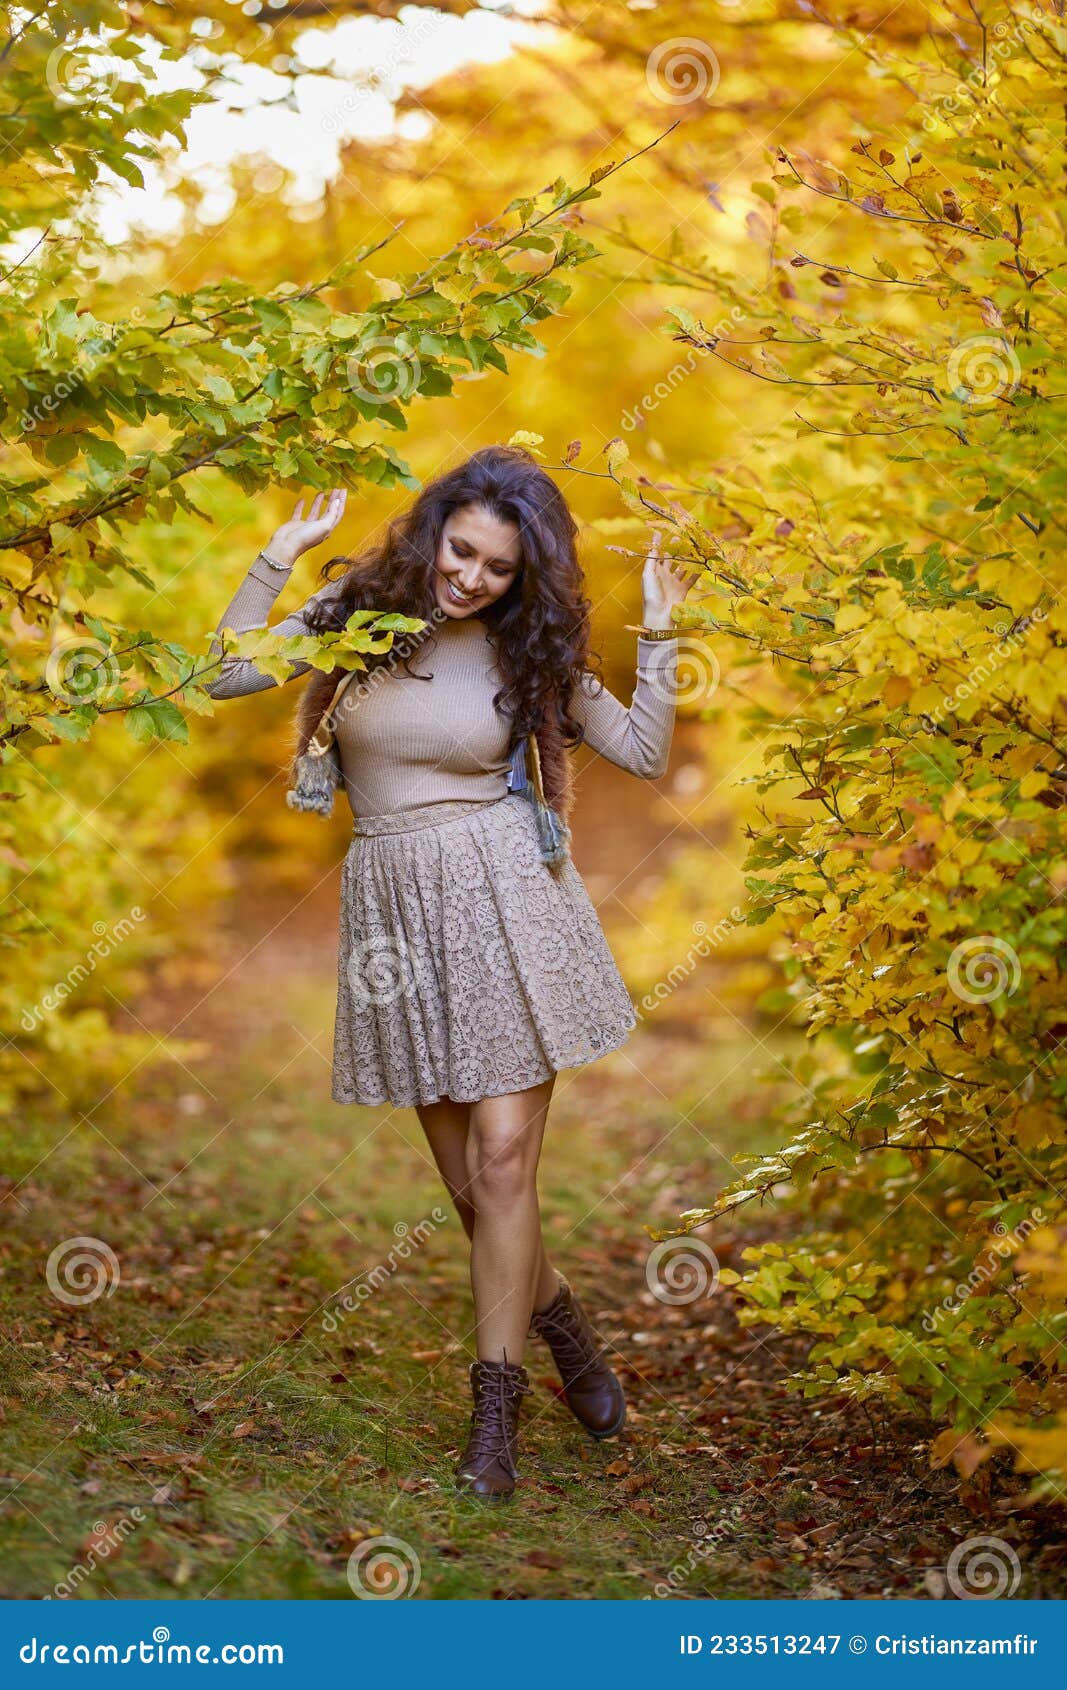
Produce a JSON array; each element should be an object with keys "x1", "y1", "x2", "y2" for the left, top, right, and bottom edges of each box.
[{"x1": 331, "y1": 792, "x2": 636, "y2": 1107}]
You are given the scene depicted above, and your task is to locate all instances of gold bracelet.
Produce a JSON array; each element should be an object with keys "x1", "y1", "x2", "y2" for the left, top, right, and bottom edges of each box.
[{"x1": 625, "y1": 624, "x2": 680, "y2": 641}]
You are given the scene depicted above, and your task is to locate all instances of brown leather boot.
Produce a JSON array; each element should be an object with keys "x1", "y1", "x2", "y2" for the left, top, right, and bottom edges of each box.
[
  {"x1": 455, "y1": 1357, "x2": 530, "y2": 1501},
  {"x1": 530, "y1": 1279, "x2": 626, "y2": 1439}
]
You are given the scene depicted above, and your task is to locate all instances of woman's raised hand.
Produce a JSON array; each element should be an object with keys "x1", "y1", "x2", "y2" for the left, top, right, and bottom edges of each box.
[
  {"x1": 641, "y1": 529, "x2": 701, "y2": 631},
  {"x1": 264, "y1": 488, "x2": 348, "y2": 569}
]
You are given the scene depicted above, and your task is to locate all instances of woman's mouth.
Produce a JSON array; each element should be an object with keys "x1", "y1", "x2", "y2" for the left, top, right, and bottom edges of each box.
[{"x1": 441, "y1": 576, "x2": 479, "y2": 608}]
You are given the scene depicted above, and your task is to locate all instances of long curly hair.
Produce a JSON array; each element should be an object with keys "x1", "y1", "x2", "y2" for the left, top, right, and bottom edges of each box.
[{"x1": 291, "y1": 445, "x2": 602, "y2": 814}]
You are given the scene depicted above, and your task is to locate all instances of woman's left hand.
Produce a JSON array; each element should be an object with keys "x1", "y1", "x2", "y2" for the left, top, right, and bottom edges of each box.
[{"x1": 641, "y1": 530, "x2": 701, "y2": 631}]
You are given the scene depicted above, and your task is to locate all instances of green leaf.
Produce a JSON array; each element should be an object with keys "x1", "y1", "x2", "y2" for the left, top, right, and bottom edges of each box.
[
  {"x1": 123, "y1": 699, "x2": 188, "y2": 744},
  {"x1": 84, "y1": 435, "x2": 126, "y2": 474}
]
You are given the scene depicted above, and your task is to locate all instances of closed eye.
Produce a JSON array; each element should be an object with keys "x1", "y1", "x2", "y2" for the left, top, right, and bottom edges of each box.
[{"x1": 451, "y1": 538, "x2": 516, "y2": 577}]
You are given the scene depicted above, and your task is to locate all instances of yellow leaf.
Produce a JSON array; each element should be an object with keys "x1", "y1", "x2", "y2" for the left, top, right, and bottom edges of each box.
[
  {"x1": 834, "y1": 603, "x2": 869, "y2": 633},
  {"x1": 884, "y1": 674, "x2": 911, "y2": 707},
  {"x1": 507, "y1": 430, "x2": 545, "y2": 456}
]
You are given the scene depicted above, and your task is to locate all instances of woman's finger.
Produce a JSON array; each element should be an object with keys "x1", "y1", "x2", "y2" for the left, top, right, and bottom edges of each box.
[{"x1": 292, "y1": 496, "x2": 305, "y2": 520}]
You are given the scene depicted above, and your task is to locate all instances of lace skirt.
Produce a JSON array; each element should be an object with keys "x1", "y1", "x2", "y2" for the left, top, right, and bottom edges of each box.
[{"x1": 331, "y1": 792, "x2": 637, "y2": 1107}]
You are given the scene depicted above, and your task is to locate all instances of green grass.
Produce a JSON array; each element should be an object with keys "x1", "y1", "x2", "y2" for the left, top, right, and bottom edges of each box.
[{"x1": 1, "y1": 947, "x2": 796, "y2": 1601}]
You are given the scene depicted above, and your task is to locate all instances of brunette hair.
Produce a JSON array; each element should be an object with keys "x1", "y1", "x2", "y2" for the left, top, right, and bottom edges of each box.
[{"x1": 292, "y1": 445, "x2": 602, "y2": 813}]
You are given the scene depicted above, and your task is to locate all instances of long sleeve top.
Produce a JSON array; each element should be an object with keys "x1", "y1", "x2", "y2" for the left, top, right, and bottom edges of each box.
[{"x1": 204, "y1": 558, "x2": 678, "y2": 818}]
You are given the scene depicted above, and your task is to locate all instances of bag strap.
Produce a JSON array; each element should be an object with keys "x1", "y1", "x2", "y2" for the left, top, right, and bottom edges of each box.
[
  {"x1": 308, "y1": 667, "x2": 361, "y2": 755},
  {"x1": 527, "y1": 731, "x2": 548, "y2": 807}
]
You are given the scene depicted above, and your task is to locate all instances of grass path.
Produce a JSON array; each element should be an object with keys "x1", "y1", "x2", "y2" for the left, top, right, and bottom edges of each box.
[{"x1": 2, "y1": 788, "x2": 1059, "y2": 1599}]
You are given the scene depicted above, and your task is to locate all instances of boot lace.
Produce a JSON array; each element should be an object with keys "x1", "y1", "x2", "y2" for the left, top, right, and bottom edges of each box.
[
  {"x1": 463, "y1": 1363, "x2": 528, "y2": 1478},
  {"x1": 533, "y1": 1301, "x2": 603, "y2": 1382}
]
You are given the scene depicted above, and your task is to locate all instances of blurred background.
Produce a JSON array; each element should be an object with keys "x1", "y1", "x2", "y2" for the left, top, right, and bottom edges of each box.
[
  {"x1": 18, "y1": 0, "x2": 875, "y2": 1122},
  {"x1": 7, "y1": 0, "x2": 1061, "y2": 1600}
]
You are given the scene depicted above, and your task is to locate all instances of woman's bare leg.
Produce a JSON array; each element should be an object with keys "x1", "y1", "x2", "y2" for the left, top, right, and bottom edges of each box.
[
  {"x1": 415, "y1": 1092, "x2": 562, "y2": 1340},
  {"x1": 414, "y1": 1097, "x2": 476, "y2": 1240},
  {"x1": 465, "y1": 1076, "x2": 561, "y2": 1364}
]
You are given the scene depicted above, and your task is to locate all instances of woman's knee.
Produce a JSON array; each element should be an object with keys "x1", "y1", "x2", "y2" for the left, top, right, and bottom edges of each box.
[{"x1": 465, "y1": 1127, "x2": 535, "y2": 1212}]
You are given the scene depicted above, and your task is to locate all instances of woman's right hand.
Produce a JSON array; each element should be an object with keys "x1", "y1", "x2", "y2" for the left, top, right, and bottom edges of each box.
[{"x1": 263, "y1": 487, "x2": 348, "y2": 568}]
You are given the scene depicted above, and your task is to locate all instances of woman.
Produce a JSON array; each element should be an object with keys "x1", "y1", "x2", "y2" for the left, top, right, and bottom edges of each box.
[{"x1": 206, "y1": 445, "x2": 696, "y2": 1500}]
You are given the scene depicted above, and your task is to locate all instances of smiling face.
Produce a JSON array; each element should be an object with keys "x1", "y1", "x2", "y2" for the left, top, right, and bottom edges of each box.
[{"x1": 433, "y1": 503, "x2": 522, "y2": 620}]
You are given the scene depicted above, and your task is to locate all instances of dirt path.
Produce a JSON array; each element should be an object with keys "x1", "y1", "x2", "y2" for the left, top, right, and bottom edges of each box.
[{"x1": 3, "y1": 752, "x2": 1061, "y2": 1599}]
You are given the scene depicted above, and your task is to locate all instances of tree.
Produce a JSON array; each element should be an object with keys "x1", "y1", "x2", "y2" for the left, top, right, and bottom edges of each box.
[
  {"x1": 0, "y1": 0, "x2": 621, "y2": 1112},
  {"x1": 625, "y1": 0, "x2": 1067, "y2": 1488}
]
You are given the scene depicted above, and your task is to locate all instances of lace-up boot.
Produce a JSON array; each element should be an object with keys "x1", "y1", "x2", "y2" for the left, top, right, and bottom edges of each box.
[
  {"x1": 530, "y1": 1280, "x2": 626, "y2": 1439},
  {"x1": 455, "y1": 1357, "x2": 530, "y2": 1500}
]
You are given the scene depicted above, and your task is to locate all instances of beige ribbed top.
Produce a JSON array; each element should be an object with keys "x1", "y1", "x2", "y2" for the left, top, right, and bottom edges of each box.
[{"x1": 206, "y1": 559, "x2": 678, "y2": 817}]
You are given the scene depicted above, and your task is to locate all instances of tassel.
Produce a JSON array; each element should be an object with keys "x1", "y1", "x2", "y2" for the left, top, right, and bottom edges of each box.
[
  {"x1": 287, "y1": 669, "x2": 360, "y2": 819},
  {"x1": 530, "y1": 794, "x2": 570, "y2": 869},
  {"x1": 286, "y1": 745, "x2": 342, "y2": 816}
]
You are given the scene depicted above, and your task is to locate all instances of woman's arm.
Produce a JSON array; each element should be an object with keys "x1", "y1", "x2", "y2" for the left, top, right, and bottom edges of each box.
[
  {"x1": 569, "y1": 532, "x2": 699, "y2": 778},
  {"x1": 203, "y1": 563, "x2": 342, "y2": 699},
  {"x1": 203, "y1": 488, "x2": 348, "y2": 699},
  {"x1": 570, "y1": 640, "x2": 678, "y2": 778}
]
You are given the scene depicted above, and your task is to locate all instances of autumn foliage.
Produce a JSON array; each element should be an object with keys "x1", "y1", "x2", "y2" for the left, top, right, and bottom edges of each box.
[
  {"x1": 0, "y1": 0, "x2": 611, "y2": 1114},
  {"x1": 2, "y1": 0, "x2": 1065, "y2": 1507},
  {"x1": 631, "y1": 3, "x2": 1067, "y2": 1490}
]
